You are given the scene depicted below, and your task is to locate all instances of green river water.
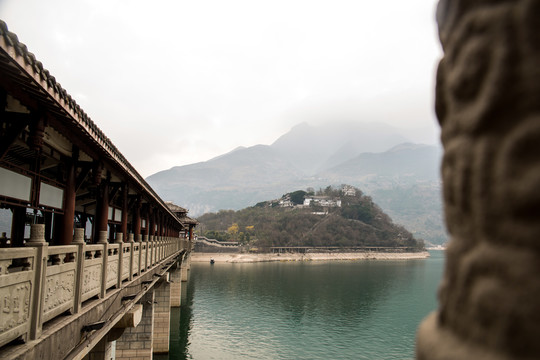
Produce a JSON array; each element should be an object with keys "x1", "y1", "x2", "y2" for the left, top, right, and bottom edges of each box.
[{"x1": 156, "y1": 250, "x2": 445, "y2": 360}]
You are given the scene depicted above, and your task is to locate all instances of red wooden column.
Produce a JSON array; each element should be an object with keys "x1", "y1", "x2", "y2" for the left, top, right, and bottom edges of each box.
[
  {"x1": 133, "y1": 196, "x2": 141, "y2": 240},
  {"x1": 59, "y1": 147, "x2": 78, "y2": 245},
  {"x1": 164, "y1": 217, "x2": 168, "y2": 236},
  {"x1": 149, "y1": 207, "x2": 155, "y2": 238},
  {"x1": 156, "y1": 211, "x2": 162, "y2": 237},
  {"x1": 121, "y1": 183, "x2": 128, "y2": 241},
  {"x1": 94, "y1": 174, "x2": 110, "y2": 243},
  {"x1": 144, "y1": 204, "x2": 150, "y2": 237}
]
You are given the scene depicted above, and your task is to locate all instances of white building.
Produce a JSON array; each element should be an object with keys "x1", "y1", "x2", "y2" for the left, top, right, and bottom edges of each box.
[{"x1": 303, "y1": 196, "x2": 342, "y2": 208}]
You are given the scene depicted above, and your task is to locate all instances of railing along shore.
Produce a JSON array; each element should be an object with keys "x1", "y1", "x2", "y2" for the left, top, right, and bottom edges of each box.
[
  {"x1": 269, "y1": 246, "x2": 424, "y2": 253},
  {"x1": 0, "y1": 224, "x2": 189, "y2": 348}
]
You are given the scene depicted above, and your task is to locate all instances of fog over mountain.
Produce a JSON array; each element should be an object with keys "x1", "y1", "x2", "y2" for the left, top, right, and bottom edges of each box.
[
  {"x1": 319, "y1": 143, "x2": 442, "y2": 181},
  {"x1": 271, "y1": 122, "x2": 411, "y2": 174},
  {"x1": 146, "y1": 122, "x2": 446, "y2": 244}
]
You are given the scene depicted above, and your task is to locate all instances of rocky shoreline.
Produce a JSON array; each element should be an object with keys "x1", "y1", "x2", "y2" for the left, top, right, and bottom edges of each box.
[{"x1": 191, "y1": 251, "x2": 430, "y2": 263}]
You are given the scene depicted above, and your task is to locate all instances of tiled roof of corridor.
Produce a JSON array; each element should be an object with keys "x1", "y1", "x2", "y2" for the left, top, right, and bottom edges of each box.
[{"x1": 0, "y1": 20, "x2": 182, "y2": 222}]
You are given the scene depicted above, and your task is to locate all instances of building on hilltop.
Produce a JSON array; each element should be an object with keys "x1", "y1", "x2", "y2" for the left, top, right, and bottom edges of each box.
[
  {"x1": 278, "y1": 194, "x2": 294, "y2": 207},
  {"x1": 342, "y1": 185, "x2": 356, "y2": 197},
  {"x1": 303, "y1": 196, "x2": 342, "y2": 208}
]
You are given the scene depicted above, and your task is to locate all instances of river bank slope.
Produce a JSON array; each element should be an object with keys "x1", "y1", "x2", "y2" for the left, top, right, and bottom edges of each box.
[{"x1": 191, "y1": 251, "x2": 430, "y2": 263}]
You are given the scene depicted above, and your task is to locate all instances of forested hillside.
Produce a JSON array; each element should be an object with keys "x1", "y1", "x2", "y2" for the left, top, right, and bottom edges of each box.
[
  {"x1": 198, "y1": 186, "x2": 425, "y2": 251},
  {"x1": 147, "y1": 123, "x2": 446, "y2": 244}
]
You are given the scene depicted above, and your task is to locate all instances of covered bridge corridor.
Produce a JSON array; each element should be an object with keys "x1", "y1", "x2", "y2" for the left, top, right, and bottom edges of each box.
[{"x1": 0, "y1": 20, "x2": 196, "y2": 359}]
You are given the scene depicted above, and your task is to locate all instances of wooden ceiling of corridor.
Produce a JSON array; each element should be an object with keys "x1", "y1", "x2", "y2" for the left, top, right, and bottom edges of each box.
[{"x1": 0, "y1": 20, "x2": 189, "y2": 227}]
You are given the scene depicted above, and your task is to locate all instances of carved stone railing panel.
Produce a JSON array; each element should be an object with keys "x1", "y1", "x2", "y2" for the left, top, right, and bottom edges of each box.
[
  {"x1": 0, "y1": 248, "x2": 36, "y2": 348},
  {"x1": 149, "y1": 240, "x2": 155, "y2": 266},
  {"x1": 121, "y1": 243, "x2": 130, "y2": 281},
  {"x1": 0, "y1": 227, "x2": 186, "y2": 351},
  {"x1": 162, "y1": 239, "x2": 166, "y2": 259},
  {"x1": 42, "y1": 246, "x2": 77, "y2": 323},
  {"x1": 158, "y1": 239, "x2": 164, "y2": 261},
  {"x1": 105, "y1": 244, "x2": 119, "y2": 290},
  {"x1": 132, "y1": 243, "x2": 140, "y2": 277},
  {"x1": 81, "y1": 245, "x2": 103, "y2": 302},
  {"x1": 153, "y1": 239, "x2": 158, "y2": 262},
  {"x1": 181, "y1": 239, "x2": 189, "y2": 251},
  {"x1": 140, "y1": 242, "x2": 147, "y2": 273}
]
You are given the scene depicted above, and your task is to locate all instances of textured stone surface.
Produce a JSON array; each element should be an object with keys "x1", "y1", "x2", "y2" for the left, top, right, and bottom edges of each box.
[
  {"x1": 116, "y1": 292, "x2": 154, "y2": 360},
  {"x1": 417, "y1": 1, "x2": 540, "y2": 359},
  {"x1": 153, "y1": 279, "x2": 171, "y2": 354}
]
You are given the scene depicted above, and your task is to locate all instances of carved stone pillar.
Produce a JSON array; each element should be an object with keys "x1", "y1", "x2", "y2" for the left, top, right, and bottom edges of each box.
[{"x1": 417, "y1": 1, "x2": 540, "y2": 359}]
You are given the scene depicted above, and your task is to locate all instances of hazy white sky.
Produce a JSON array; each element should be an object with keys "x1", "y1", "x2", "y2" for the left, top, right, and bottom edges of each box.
[{"x1": 1, "y1": 0, "x2": 442, "y2": 177}]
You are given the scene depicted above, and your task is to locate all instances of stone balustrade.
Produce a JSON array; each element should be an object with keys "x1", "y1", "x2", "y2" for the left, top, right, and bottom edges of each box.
[{"x1": 0, "y1": 224, "x2": 189, "y2": 349}]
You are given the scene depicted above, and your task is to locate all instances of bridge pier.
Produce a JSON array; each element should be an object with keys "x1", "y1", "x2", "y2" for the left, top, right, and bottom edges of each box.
[
  {"x1": 181, "y1": 253, "x2": 191, "y2": 282},
  {"x1": 170, "y1": 262, "x2": 183, "y2": 307},
  {"x1": 115, "y1": 292, "x2": 155, "y2": 360},
  {"x1": 86, "y1": 336, "x2": 115, "y2": 360},
  {"x1": 153, "y1": 274, "x2": 172, "y2": 354}
]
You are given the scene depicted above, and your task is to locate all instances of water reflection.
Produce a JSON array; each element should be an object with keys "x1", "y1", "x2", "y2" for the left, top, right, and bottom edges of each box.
[{"x1": 158, "y1": 252, "x2": 444, "y2": 360}]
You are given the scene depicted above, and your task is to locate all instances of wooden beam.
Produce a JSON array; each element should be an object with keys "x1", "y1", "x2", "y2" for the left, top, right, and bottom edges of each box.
[
  {"x1": 0, "y1": 112, "x2": 31, "y2": 161},
  {"x1": 108, "y1": 182, "x2": 121, "y2": 204},
  {"x1": 75, "y1": 162, "x2": 92, "y2": 193}
]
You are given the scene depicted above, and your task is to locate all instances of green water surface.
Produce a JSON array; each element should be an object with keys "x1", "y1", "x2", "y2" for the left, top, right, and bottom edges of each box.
[{"x1": 158, "y1": 250, "x2": 445, "y2": 360}]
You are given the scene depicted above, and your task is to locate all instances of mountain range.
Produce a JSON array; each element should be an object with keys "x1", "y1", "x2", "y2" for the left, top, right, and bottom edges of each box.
[{"x1": 146, "y1": 121, "x2": 447, "y2": 244}]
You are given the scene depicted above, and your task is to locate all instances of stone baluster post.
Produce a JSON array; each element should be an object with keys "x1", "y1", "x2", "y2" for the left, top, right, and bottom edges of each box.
[
  {"x1": 153, "y1": 236, "x2": 157, "y2": 264},
  {"x1": 149, "y1": 235, "x2": 154, "y2": 267},
  {"x1": 116, "y1": 232, "x2": 124, "y2": 288},
  {"x1": 137, "y1": 234, "x2": 143, "y2": 276},
  {"x1": 128, "y1": 233, "x2": 134, "y2": 281},
  {"x1": 26, "y1": 224, "x2": 48, "y2": 340},
  {"x1": 159, "y1": 236, "x2": 162, "y2": 261},
  {"x1": 98, "y1": 231, "x2": 108, "y2": 299},
  {"x1": 143, "y1": 234, "x2": 149, "y2": 270},
  {"x1": 163, "y1": 236, "x2": 167, "y2": 258},
  {"x1": 156, "y1": 236, "x2": 160, "y2": 262},
  {"x1": 417, "y1": 1, "x2": 540, "y2": 359},
  {"x1": 72, "y1": 228, "x2": 85, "y2": 313}
]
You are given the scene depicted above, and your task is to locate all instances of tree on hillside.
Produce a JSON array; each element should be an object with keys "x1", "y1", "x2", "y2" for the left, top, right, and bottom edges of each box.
[
  {"x1": 289, "y1": 190, "x2": 307, "y2": 205},
  {"x1": 227, "y1": 223, "x2": 239, "y2": 240},
  {"x1": 316, "y1": 185, "x2": 342, "y2": 197},
  {"x1": 341, "y1": 204, "x2": 374, "y2": 224}
]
